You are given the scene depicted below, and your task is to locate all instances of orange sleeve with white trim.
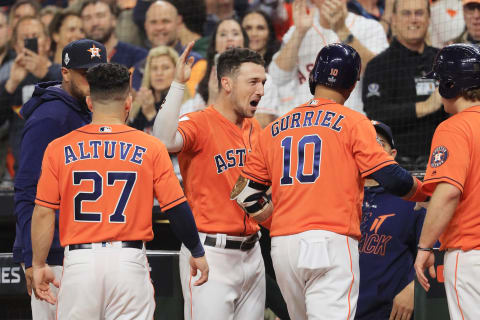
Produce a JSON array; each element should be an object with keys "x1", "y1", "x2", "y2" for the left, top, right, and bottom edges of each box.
[
  {"x1": 423, "y1": 125, "x2": 469, "y2": 195},
  {"x1": 35, "y1": 143, "x2": 60, "y2": 209},
  {"x1": 351, "y1": 119, "x2": 396, "y2": 177},
  {"x1": 177, "y1": 113, "x2": 203, "y2": 153},
  {"x1": 242, "y1": 131, "x2": 271, "y2": 186},
  {"x1": 153, "y1": 141, "x2": 187, "y2": 211}
]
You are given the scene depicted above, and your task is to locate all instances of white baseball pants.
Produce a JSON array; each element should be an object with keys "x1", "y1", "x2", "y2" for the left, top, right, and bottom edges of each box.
[
  {"x1": 444, "y1": 249, "x2": 480, "y2": 320},
  {"x1": 179, "y1": 232, "x2": 266, "y2": 320},
  {"x1": 271, "y1": 230, "x2": 359, "y2": 320},
  {"x1": 56, "y1": 242, "x2": 154, "y2": 320}
]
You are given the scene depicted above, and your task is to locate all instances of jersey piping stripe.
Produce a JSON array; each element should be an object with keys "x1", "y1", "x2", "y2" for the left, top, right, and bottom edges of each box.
[
  {"x1": 189, "y1": 274, "x2": 193, "y2": 320},
  {"x1": 248, "y1": 123, "x2": 253, "y2": 151},
  {"x1": 177, "y1": 127, "x2": 188, "y2": 152},
  {"x1": 346, "y1": 236, "x2": 354, "y2": 320},
  {"x1": 360, "y1": 160, "x2": 396, "y2": 176},
  {"x1": 295, "y1": 102, "x2": 338, "y2": 109},
  {"x1": 423, "y1": 176, "x2": 464, "y2": 192},
  {"x1": 35, "y1": 198, "x2": 60, "y2": 206},
  {"x1": 159, "y1": 196, "x2": 186, "y2": 210},
  {"x1": 454, "y1": 251, "x2": 465, "y2": 320},
  {"x1": 74, "y1": 129, "x2": 137, "y2": 135},
  {"x1": 241, "y1": 171, "x2": 271, "y2": 184},
  {"x1": 56, "y1": 259, "x2": 65, "y2": 320}
]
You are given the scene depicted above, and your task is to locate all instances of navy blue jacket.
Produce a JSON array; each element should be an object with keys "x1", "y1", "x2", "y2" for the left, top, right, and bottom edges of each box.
[
  {"x1": 111, "y1": 41, "x2": 148, "y2": 69},
  {"x1": 355, "y1": 185, "x2": 425, "y2": 320},
  {"x1": 14, "y1": 81, "x2": 91, "y2": 268}
]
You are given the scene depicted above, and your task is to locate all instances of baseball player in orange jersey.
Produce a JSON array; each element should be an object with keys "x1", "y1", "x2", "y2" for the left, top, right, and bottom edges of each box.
[
  {"x1": 154, "y1": 43, "x2": 267, "y2": 319},
  {"x1": 415, "y1": 44, "x2": 480, "y2": 320},
  {"x1": 231, "y1": 43, "x2": 428, "y2": 320},
  {"x1": 30, "y1": 63, "x2": 209, "y2": 319}
]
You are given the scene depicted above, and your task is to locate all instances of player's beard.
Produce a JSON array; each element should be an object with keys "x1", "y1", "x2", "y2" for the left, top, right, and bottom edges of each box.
[
  {"x1": 89, "y1": 25, "x2": 114, "y2": 44},
  {"x1": 70, "y1": 82, "x2": 89, "y2": 112}
]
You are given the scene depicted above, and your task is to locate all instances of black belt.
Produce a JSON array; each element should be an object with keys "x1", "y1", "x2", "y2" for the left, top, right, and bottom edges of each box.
[
  {"x1": 204, "y1": 233, "x2": 259, "y2": 251},
  {"x1": 68, "y1": 240, "x2": 144, "y2": 251}
]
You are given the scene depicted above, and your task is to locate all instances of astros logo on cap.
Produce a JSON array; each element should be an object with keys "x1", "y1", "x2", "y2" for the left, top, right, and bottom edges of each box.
[{"x1": 87, "y1": 44, "x2": 101, "y2": 59}]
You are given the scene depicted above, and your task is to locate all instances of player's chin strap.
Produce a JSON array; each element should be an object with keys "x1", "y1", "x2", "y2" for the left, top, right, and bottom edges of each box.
[{"x1": 231, "y1": 176, "x2": 270, "y2": 217}]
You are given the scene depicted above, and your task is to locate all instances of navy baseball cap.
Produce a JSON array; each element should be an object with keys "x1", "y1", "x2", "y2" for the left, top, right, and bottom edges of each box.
[
  {"x1": 62, "y1": 39, "x2": 107, "y2": 69},
  {"x1": 371, "y1": 120, "x2": 395, "y2": 149}
]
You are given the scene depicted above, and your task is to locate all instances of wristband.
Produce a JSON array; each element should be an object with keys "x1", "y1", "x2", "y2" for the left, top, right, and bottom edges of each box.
[
  {"x1": 417, "y1": 246, "x2": 434, "y2": 252},
  {"x1": 408, "y1": 177, "x2": 428, "y2": 202}
]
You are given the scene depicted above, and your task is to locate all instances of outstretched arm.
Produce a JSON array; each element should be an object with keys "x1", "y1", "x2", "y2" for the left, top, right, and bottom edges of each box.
[{"x1": 153, "y1": 41, "x2": 195, "y2": 152}]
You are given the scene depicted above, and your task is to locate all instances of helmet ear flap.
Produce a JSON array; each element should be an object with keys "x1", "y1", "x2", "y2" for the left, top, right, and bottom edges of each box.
[{"x1": 439, "y1": 79, "x2": 460, "y2": 99}]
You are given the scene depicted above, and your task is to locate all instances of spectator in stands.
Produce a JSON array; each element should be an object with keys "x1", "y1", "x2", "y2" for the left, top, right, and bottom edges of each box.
[
  {"x1": 429, "y1": 0, "x2": 464, "y2": 48},
  {"x1": 132, "y1": 0, "x2": 206, "y2": 96},
  {"x1": 0, "y1": 10, "x2": 14, "y2": 182},
  {"x1": 355, "y1": 120, "x2": 426, "y2": 320},
  {"x1": 39, "y1": 5, "x2": 60, "y2": 29},
  {"x1": 49, "y1": 10, "x2": 84, "y2": 64},
  {"x1": 182, "y1": 18, "x2": 249, "y2": 113},
  {"x1": 177, "y1": 0, "x2": 208, "y2": 57},
  {"x1": 8, "y1": 0, "x2": 41, "y2": 28},
  {"x1": 204, "y1": 0, "x2": 238, "y2": 36},
  {"x1": 249, "y1": 0, "x2": 289, "y2": 30},
  {"x1": 362, "y1": 0, "x2": 448, "y2": 170},
  {"x1": 241, "y1": 9, "x2": 281, "y2": 67},
  {"x1": 80, "y1": 0, "x2": 147, "y2": 68},
  {"x1": 0, "y1": 16, "x2": 61, "y2": 172},
  {"x1": 269, "y1": 0, "x2": 388, "y2": 116},
  {"x1": 452, "y1": 0, "x2": 480, "y2": 44},
  {"x1": 182, "y1": 18, "x2": 279, "y2": 126},
  {"x1": 347, "y1": 0, "x2": 395, "y2": 36},
  {"x1": 129, "y1": 46, "x2": 189, "y2": 133}
]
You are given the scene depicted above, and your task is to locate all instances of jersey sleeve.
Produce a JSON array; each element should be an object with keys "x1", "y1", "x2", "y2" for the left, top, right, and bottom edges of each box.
[
  {"x1": 422, "y1": 125, "x2": 469, "y2": 195},
  {"x1": 153, "y1": 142, "x2": 187, "y2": 211},
  {"x1": 241, "y1": 131, "x2": 271, "y2": 185},
  {"x1": 35, "y1": 143, "x2": 60, "y2": 209},
  {"x1": 177, "y1": 113, "x2": 202, "y2": 153},
  {"x1": 351, "y1": 119, "x2": 396, "y2": 177}
]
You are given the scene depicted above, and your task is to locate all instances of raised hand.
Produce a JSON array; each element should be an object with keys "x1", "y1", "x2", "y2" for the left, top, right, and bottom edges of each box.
[
  {"x1": 175, "y1": 41, "x2": 195, "y2": 84},
  {"x1": 22, "y1": 48, "x2": 51, "y2": 79},
  {"x1": 292, "y1": 0, "x2": 314, "y2": 35},
  {"x1": 320, "y1": 0, "x2": 348, "y2": 32}
]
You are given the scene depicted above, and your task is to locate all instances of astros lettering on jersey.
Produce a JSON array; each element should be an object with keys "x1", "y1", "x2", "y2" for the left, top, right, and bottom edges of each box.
[{"x1": 177, "y1": 106, "x2": 263, "y2": 236}]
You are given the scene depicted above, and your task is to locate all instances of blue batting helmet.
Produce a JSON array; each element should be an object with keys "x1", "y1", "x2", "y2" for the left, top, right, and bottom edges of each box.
[
  {"x1": 309, "y1": 43, "x2": 361, "y2": 95},
  {"x1": 425, "y1": 43, "x2": 480, "y2": 99}
]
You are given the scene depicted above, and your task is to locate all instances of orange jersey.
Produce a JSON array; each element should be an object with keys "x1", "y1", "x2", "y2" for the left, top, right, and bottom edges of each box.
[
  {"x1": 177, "y1": 105, "x2": 262, "y2": 236},
  {"x1": 422, "y1": 106, "x2": 480, "y2": 251},
  {"x1": 35, "y1": 124, "x2": 186, "y2": 246},
  {"x1": 242, "y1": 99, "x2": 396, "y2": 239}
]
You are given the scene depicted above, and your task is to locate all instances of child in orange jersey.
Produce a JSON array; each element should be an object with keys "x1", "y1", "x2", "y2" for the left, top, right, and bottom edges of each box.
[
  {"x1": 415, "y1": 43, "x2": 480, "y2": 320},
  {"x1": 31, "y1": 63, "x2": 208, "y2": 319}
]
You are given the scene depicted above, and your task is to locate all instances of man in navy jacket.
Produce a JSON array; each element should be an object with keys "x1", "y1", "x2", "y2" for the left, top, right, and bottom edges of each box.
[{"x1": 14, "y1": 39, "x2": 106, "y2": 320}]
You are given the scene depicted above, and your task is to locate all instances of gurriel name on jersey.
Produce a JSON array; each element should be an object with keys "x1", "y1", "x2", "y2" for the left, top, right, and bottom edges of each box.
[
  {"x1": 64, "y1": 140, "x2": 147, "y2": 165},
  {"x1": 271, "y1": 109, "x2": 345, "y2": 137}
]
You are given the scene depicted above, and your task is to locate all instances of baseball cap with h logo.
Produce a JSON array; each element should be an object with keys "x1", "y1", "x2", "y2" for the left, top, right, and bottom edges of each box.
[{"x1": 62, "y1": 39, "x2": 107, "y2": 69}]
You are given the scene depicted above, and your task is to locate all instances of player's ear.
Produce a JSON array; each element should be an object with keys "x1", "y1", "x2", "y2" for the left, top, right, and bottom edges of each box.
[
  {"x1": 61, "y1": 67, "x2": 70, "y2": 82},
  {"x1": 86, "y1": 96, "x2": 93, "y2": 112},
  {"x1": 221, "y1": 77, "x2": 231, "y2": 93},
  {"x1": 390, "y1": 148, "x2": 397, "y2": 160},
  {"x1": 125, "y1": 94, "x2": 133, "y2": 113}
]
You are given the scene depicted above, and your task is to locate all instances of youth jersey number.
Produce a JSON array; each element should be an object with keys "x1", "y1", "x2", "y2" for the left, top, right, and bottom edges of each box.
[
  {"x1": 280, "y1": 134, "x2": 322, "y2": 185},
  {"x1": 73, "y1": 171, "x2": 137, "y2": 223}
]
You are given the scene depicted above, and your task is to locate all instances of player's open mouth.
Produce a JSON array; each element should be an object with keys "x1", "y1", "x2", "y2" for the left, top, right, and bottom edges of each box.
[{"x1": 250, "y1": 100, "x2": 259, "y2": 108}]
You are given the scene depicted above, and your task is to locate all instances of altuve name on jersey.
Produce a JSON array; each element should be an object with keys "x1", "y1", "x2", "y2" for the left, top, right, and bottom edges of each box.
[
  {"x1": 271, "y1": 110, "x2": 345, "y2": 137},
  {"x1": 64, "y1": 140, "x2": 147, "y2": 165}
]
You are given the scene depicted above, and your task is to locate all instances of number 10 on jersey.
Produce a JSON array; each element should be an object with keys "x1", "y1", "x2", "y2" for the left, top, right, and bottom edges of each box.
[{"x1": 280, "y1": 134, "x2": 322, "y2": 185}]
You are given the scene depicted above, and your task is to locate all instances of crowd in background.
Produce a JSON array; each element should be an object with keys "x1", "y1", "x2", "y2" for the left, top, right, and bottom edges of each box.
[{"x1": 0, "y1": 0, "x2": 475, "y2": 184}]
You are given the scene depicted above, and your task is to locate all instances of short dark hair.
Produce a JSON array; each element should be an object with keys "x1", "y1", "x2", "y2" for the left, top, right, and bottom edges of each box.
[
  {"x1": 393, "y1": 0, "x2": 430, "y2": 15},
  {"x1": 9, "y1": 0, "x2": 41, "y2": 23},
  {"x1": 49, "y1": 10, "x2": 81, "y2": 51},
  {"x1": 216, "y1": 48, "x2": 264, "y2": 88},
  {"x1": 86, "y1": 63, "x2": 130, "y2": 102},
  {"x1": 80, "y1": 0, "x2": 118, "y2": 18}
]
